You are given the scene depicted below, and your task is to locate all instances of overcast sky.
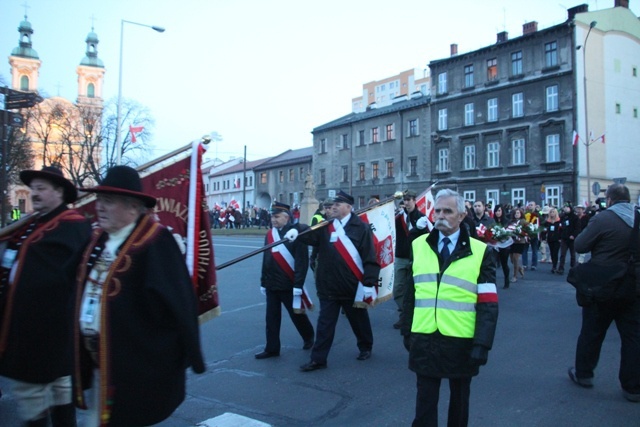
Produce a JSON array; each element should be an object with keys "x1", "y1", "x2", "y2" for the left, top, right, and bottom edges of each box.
[{"x1": 1, "y1": 0, "x2": 637, "y2": 162}]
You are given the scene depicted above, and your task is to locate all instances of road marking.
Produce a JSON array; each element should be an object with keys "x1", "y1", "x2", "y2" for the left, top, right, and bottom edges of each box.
[{"x1": 197, "y1": 412, "x2": 270, "y2": 426}]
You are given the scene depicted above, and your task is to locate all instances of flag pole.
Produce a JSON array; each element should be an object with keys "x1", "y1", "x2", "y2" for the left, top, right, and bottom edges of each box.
[{"x1": 215, "y1": 191, "x2": 404, "y2": 271}]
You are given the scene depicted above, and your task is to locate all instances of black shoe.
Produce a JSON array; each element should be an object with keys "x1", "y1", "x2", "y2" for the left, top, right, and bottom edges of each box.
[
  {"x1": 557, "y1": 269, "x2": 565, "y2": 275},
  {"x1": 303, "y1": 339, "x2": 314, "y2": 350},
  {"x1": 568, "y1": 367, "x2": 593, "y2": 388},
  {"x1": 623, "y1": 390, "x2": 640, "y2": 402},
  {"x1": 255, "y1": 351, "x2": 279, "y2": 359},
  {"x1": 393, "y1": 320, "x2": 402, "y2": 329},
  {"x1": 551, "y1": 268, "x2": 556, "y2": 274},
  {"x1": 357, "y1": 350, "x2": 371, "y2": 361},
  {"x1": 300, "y1": 360, "x2": 327, "y2": 372}
]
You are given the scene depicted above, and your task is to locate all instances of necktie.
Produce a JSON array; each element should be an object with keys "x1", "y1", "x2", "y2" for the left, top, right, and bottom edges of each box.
[{"x1": 440, "y1": 237, "x2": 451, "y2": 262}]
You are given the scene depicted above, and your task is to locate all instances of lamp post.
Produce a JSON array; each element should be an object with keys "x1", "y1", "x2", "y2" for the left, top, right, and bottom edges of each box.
[
  {"x1": 115, "y1": 19, "x2": 165, "y2": 166},
  {"x1": 576, "y1": 20, "x2": 597, "y2": 203}
]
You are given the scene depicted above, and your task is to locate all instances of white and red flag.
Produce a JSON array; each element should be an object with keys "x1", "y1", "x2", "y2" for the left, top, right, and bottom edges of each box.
[
  {"x1": 415, "y1": 183, "x2": 438, "y2": 231},
  {"x1": 129, "y1": 125, "x2": 144, "y2": 143},
  {"x1": 572, "y1": 130, "x2": 579, "y2": 146}
]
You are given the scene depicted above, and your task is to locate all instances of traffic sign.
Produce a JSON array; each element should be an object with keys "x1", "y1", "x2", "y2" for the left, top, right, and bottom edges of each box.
[
  {"x1": 592, "y1": 181, "x2": 601, "y2": 196},
  {"x1": 1, "y1": 110, "x2": 24, "y2": 127}
]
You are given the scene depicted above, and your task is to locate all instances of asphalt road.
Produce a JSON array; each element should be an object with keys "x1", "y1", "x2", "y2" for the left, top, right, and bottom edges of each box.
[{"x1": 2, "y1": 234, "x2": 640, "y2": 426}]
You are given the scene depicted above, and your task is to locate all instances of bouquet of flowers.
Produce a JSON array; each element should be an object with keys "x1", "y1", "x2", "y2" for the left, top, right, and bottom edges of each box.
[
  {"x1": 521, "y1": 221, "x2": 541, "y2": 239},
  {"x1": 476, "y1": 224, "x2": 514, "y2": 248}
]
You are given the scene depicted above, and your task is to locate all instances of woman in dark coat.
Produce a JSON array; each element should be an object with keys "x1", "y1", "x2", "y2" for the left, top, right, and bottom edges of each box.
[
  {"x1": 493, "y1": 204, "x2": 511, "y2": 289},
  {"x1": 508, "y1": 208, "x2": 527, "y2": 282},
  {"x1": 542, "y1": 207, "x2": 563, "y2": 274}
]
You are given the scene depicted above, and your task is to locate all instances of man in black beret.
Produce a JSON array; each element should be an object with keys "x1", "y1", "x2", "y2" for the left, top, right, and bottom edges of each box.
[{"x1": 0, "y1": 166, "x2": 91, "y2": 426}]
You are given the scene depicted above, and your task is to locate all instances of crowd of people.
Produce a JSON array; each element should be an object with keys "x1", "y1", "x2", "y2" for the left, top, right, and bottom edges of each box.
[{"x1": 208, "y1": 204, "x2": 302, "y2": 230}]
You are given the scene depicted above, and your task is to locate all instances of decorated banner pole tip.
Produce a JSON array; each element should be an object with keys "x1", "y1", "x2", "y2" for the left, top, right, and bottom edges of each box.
[{"x1": 393, "y1": 191, "x2": 404, "y2": 199}]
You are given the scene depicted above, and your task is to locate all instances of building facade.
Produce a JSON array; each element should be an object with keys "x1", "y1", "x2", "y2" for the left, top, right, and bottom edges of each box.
[
  {"x1": 352, "y1": 68, "x2": 430, "y2": 113},
  {"x1": 254, "y1": 148, "x2": 313, "y2": 208}
]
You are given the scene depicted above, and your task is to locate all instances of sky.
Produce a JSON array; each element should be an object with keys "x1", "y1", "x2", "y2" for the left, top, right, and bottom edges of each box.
[{"x1": 1, "y1": 0, "x2": 638, "y2": 163}]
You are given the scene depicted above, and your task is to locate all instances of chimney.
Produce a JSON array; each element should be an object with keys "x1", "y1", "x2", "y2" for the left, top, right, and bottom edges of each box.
[
  {"x1": 567, "y1": 4, "x2": 589, "y2": 21},
  {"x1": 450, "y1": 43, "x2": 458, "y2": 57},
  {"x1": 523, "y1": 21, "x2": 538, "y2": 35},
  {"x1": 615, "y1": 0, "x2": 629, "y2": 8},
  {"x1": 497, "y1": 31, "x2": 509, "y2": 43}
]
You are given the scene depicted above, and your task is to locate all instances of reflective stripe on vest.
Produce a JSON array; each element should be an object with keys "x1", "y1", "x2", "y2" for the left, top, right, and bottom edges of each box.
[{"x1": 411, "y1": 236, "x2": 486, "y2": 338}]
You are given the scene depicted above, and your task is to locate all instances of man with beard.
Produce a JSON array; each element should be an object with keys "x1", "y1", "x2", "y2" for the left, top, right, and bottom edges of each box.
[
  {"x1": 402, "y1": 189, "x2": 498, "y2": 426},
  {"x1": 0, "y1": 166, "x2": 91, "y2": 426},
  {"x1": 472, "y1": 200, "x2": 496, "y2": 231}
]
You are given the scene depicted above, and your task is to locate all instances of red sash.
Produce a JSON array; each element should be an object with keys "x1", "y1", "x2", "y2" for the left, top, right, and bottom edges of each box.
[{"x1": 267, "y1": 228, "x2": 295, "y2": 282}]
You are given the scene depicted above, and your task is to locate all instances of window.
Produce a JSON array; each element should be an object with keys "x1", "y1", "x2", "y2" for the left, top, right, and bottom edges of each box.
[
  {"x1": 358, "y1": 163, "x2": 365, "y2": 180},
  {"x1": 320, "y1": 138, "x2": 327, "y2": 153},
  {"x1": 464, "y1": 145, "x2": 476, "y2": 170},
  {"x1": 385, "y1": 123, "x2": 395, "y2": 141},
  {"x1": 87, "y1": 83, "x2": 95, "y2": 98},
  {"x1": 299, "y1": 167, "x2": 304, "y2": 180},
  {"x1": 512, "y1": 93, "x2": 523, "y2": 117},
  {"x1": 358, "y1": 130, "x2": 365, "y2": 146},
  {"x1": 464, "y1": 64, "x2": 474, "y2": 87},
  {"x1": 487, "y1": 142, "x2": 500, "y2": 167},
  {"x1": 546, "y1": 134, "x2": 560, "y2": 162},
  {"x1": 512, "y1": 138, "x2": 525, "y2": 165},
  {"x1": 249, "y1": 176, "x2": 253, "y2": 186},
  {"x1": 511, "y1": 51, "x2": 523, "y2": 75},
  {"x1": 319, "y1": 169, "x2": 326, "y2": 185},
  {"x1": 544, "y1": 41, "x2": 557, "y2": 67},
  {"x1": 463, "y1": 191, "x2": 476, "y2": 204},
  {"x1": 261, "y1": 172, "x2": 267, "y2": 184},
  {"x1": 512, "y1": 188, "x2": 526, "y2": 207},
  {"x1": 372, "y1": 162, "x2": 379, "y2": 179},
  {"x1": 486, "y1": 190, "x2": 499, "y2": 207},
  {"x1": 634, "y1": 107, "x2": 638, "y2": 118},
  {"x1": 289, "y1": 169, "x2": 294, "y2": 181},
  {"x1": 20, "y1": 75, "x2": 29, "y2": 91},
  {"x1": 464, "y1": 103, "x2": 475, "y2": 126},
  {"x1": 546, "y1": 185, "x2": 561, "y2": 208},
  {"x1": 409, "y1": 158, "x2": 417, "y2": 176},
  {"x1": 386, "y1": 160, "x2": 394, "y2": 178},
  {"x1": 341, "y1": 166, "x2": 349, "y2": 182},
  {"x1": 340, "y1": 134, "x2": 349, "y2": 149},
  {"x1": 279, "y1": 171, "x2": 284, "y2": 183},
  {"x1": 371, "y1": 127, "x2": 379, "y2": 143},
  {"x1": 616, "y1": 103, "x2": 621, "y2": 114},
  {"x1": 438, "y1": 108, "x2": 448, "y2": 130},
  {"x1": 487, "y1": 98, "x2": 498, "y2": 122},
  {"x1": 408, "y1": 119, "x2": 419, "y2": 136},
  {"x1": 438, "y1": 72, "x2": 447, "y2": 94},
  {"x1": 438, "y1": 148, "x2": 449, "y2": 172},
  {"x1": 487, "y1": 58, "x2": 497, "y2": 81},
  {"x1": 358, "y1": 196, "x2": 365, "y2": 208},
  {"x1": 546, "y1": 85, "x2": 558, "y2": 112}
]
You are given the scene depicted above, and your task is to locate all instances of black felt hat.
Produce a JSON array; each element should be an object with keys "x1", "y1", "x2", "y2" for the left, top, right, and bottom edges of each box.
[
  {"x1": 333, "y1": 190, "x2": 354, "y2": 205},
  {"x1": 20, "y1": 166, "x2": 78, "y2": 203},
  {"x1": 80, "y1": 165, "x2": 156, "y2": 208}
]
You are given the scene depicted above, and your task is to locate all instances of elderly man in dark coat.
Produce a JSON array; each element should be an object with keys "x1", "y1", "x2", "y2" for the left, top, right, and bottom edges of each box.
[
  {"x1": 0, "y1": 166, "x2": 91, "y2": 427},
  {"x1": 73, "y1": 166, "x2": 205, "y2": 426}
]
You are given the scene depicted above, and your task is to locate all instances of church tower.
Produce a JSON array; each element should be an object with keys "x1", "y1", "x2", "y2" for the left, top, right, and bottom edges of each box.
[
  {"x1": 9, "y1": 14, "x2": 42, "y2": 91},
  {"x1": 76, "y1": 26, "x2": 106, "y2": 107}
]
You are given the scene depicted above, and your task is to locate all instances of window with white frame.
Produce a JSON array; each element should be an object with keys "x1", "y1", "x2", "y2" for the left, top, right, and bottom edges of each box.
[
  {"x1": 546, "y1": 134, "x2": 560, "y2": 162},
  {"x1": 464, "y1": 103, "x2": 474, "y2": 126},
  {"x1": 464, "y1": 145, "x2": 476, "y2": 170},
  {"x1": 358, "y1": 163, "x2": 365, "y2": 180},
  {"x1": 463, "y1": 191, "x2": 476, "y2": 203},
  {"x1": 408, "y1": 119, "x2": 419, "y2": 136},
  {"x1": 385, "y1": 123, "x2": 395, "y2": 141},
  {"x1": 438, "y1": 148, "x2": 449, "y2": 172},
  {"x1": 512, "y1": 138, "x2": 526, "y2": 165},
  {"x1": 546, "y1": 185, "x2": 561, "y2": 208},
  {"x1": 371, "y1": 127, "x2": 379, "y2": 143},
  {"x1": 487, "y1": 98, "x2": 498, "y2": 122},
  {"x1": 512, "y1": 92, "x2": 523, "y2": 117},
  {"x1": 546, "y1": 85, "x2": 558, "y2": 111},
  {"x1": 372, "y1": 162, "x2": 379, "y2": 179},
  {"x1": 438, "y1": 108, "x2": 448, "y2": 130},
  {"x1": 438, "y1": 72, "x2": 447, "y2": 94},
  {"x1": 486, "y1": 189, "x2": 499, "y2": 207},
  {"x1": 386, "y1": 160, "x2": 394, "y2": 178},
  {"x1": 512, "y1": 188, "x2": 525, "y2": 207},
  {"x1": 487, "y1": 141, "x2": 500, "y2": 167}
]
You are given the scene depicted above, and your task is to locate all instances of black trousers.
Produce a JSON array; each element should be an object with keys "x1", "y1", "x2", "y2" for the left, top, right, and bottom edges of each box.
[
  {"x1": 547, "y1": 241, "x2": 561, "y2": 269},
  {"x1": 559, "y1": 239, "x2": 576, "y2": 270},
  {"x1": 310, "y1": 298, "x2": 373, "y2": 364},
  {"x1": 413, "y1": 375, "x2": 472, "y2": 427},
  {"x1": 575, "y1": 298, "x2": 640, "y2": 394},
  {"x1": 264, "y1": 289, "x2": 314, "y2": 353}
]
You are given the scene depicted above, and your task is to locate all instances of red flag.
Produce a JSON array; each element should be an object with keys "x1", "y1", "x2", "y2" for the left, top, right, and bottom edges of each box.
[
  {"x1": 129, "y1": 125, "x2": 144, "y2": 143},
  {"x1": 229, "y1": 199, "x2": 240, "y2": 210},
  {"x1": 599, "y1": 133, "x2": 606, "y2": 144},
  {"x1": 572, "y1": 130, "x2": 579, "y2": 146}
]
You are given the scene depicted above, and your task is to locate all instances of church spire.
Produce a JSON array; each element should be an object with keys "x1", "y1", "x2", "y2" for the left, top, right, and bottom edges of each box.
[
  {"x1": 77, "y1": 20, "x2": 106, "y2": 106},
  {"x1": 9, "y1": 11, "x2": 41, "y2": 91},
  {"x1": 11, "y1": 12, "x2": 39, "y2": 60}
]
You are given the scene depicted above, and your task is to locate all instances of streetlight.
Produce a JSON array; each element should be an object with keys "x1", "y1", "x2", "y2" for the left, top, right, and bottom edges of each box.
[
  {"x1": 115, "y1": 19, "x2": 165, "y2": 166},
  {"x1": 576, "y1": 20, "x2": 597, "y2": 203}
]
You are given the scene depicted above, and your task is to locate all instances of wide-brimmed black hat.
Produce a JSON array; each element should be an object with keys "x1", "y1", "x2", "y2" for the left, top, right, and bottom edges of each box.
[
  {"x1": 333, "y1": 190, "x2": 354, "y2": 205},
  {"x1": 20, "y1": 166, "x2": 78, "y2": 203},
  {"x1": 270, "y1": 201, "x2": 290, "y2": 215},
  {"x1": 80, "y1": 165, "x2": 156, "y2": 208}
]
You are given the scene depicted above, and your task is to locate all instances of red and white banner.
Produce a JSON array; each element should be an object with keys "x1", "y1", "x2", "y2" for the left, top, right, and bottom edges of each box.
[
  {"x1": 416, "y1": 184, "x2": 437, "y2": 231},
  {"x1": 357, "y1": 200, "x2": 396, "y2": 306}
]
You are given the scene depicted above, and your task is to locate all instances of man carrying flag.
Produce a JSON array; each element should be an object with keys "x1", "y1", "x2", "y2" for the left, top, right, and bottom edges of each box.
[
  {"x1": 255, "y1": 201, "x2": 315, "y2": 360},
  {"x1": 289, "y1": 190, "x2": 380, "y2": 371}
]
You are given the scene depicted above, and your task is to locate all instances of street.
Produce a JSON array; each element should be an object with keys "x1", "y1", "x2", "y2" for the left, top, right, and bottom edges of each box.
[{"x1": 2, "y1": 235, "x2": 640, "y2": 426}]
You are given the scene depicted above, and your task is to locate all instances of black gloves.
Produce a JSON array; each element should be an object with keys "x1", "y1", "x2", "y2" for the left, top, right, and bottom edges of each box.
[
  {"x1": 470, "y1": 345, "x2": 489, "y2": 366},
  {"x1": 403, "y1": 335, "x2": 411, "y2": 352}
]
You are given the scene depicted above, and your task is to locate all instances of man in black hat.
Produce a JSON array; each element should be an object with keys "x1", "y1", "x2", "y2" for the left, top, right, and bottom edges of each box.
[
  {"x1": 291, "y1": 190, "x2": 381, "y2": 371},
  {"x1": 393, "y1": 189, "x2": 425, "y2": 329},
  {"x1": 72, "y1": 166, "x2": 205, "y2": 426},
  {"x1": 255, "y1": 201, "x2": 315, "y2": 360},
  {"x1": 0, "y1": 166, "x2": 91, "y2": 426}
]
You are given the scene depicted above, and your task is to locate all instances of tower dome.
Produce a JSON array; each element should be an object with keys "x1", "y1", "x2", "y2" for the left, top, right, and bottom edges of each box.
[{"x1": 11, "y1": 15, "x2": 39, "y2": 59}]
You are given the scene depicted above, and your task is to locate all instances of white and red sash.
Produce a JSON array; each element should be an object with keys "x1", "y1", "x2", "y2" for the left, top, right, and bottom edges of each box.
[
  {"x1": 329, "y1": 219, "x2": 376, "y2": 306},
  {"x1": 267, "y1": 228, "x2": 295, "y2": 282}
]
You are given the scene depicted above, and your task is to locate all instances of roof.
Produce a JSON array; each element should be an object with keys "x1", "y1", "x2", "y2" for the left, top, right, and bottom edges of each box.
[
  {"x1": 313, "y1": 94, "x2": 431, "y2": 133},
  {"x1": 209, "y1": 157, "x2": 273, "y2": 178},
  {"x1": 575, "y1": 6, "x2": 640, "y2": 39},
  {"x1": 254, "y1": 147, "x2": 313, "y2": 171}
]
